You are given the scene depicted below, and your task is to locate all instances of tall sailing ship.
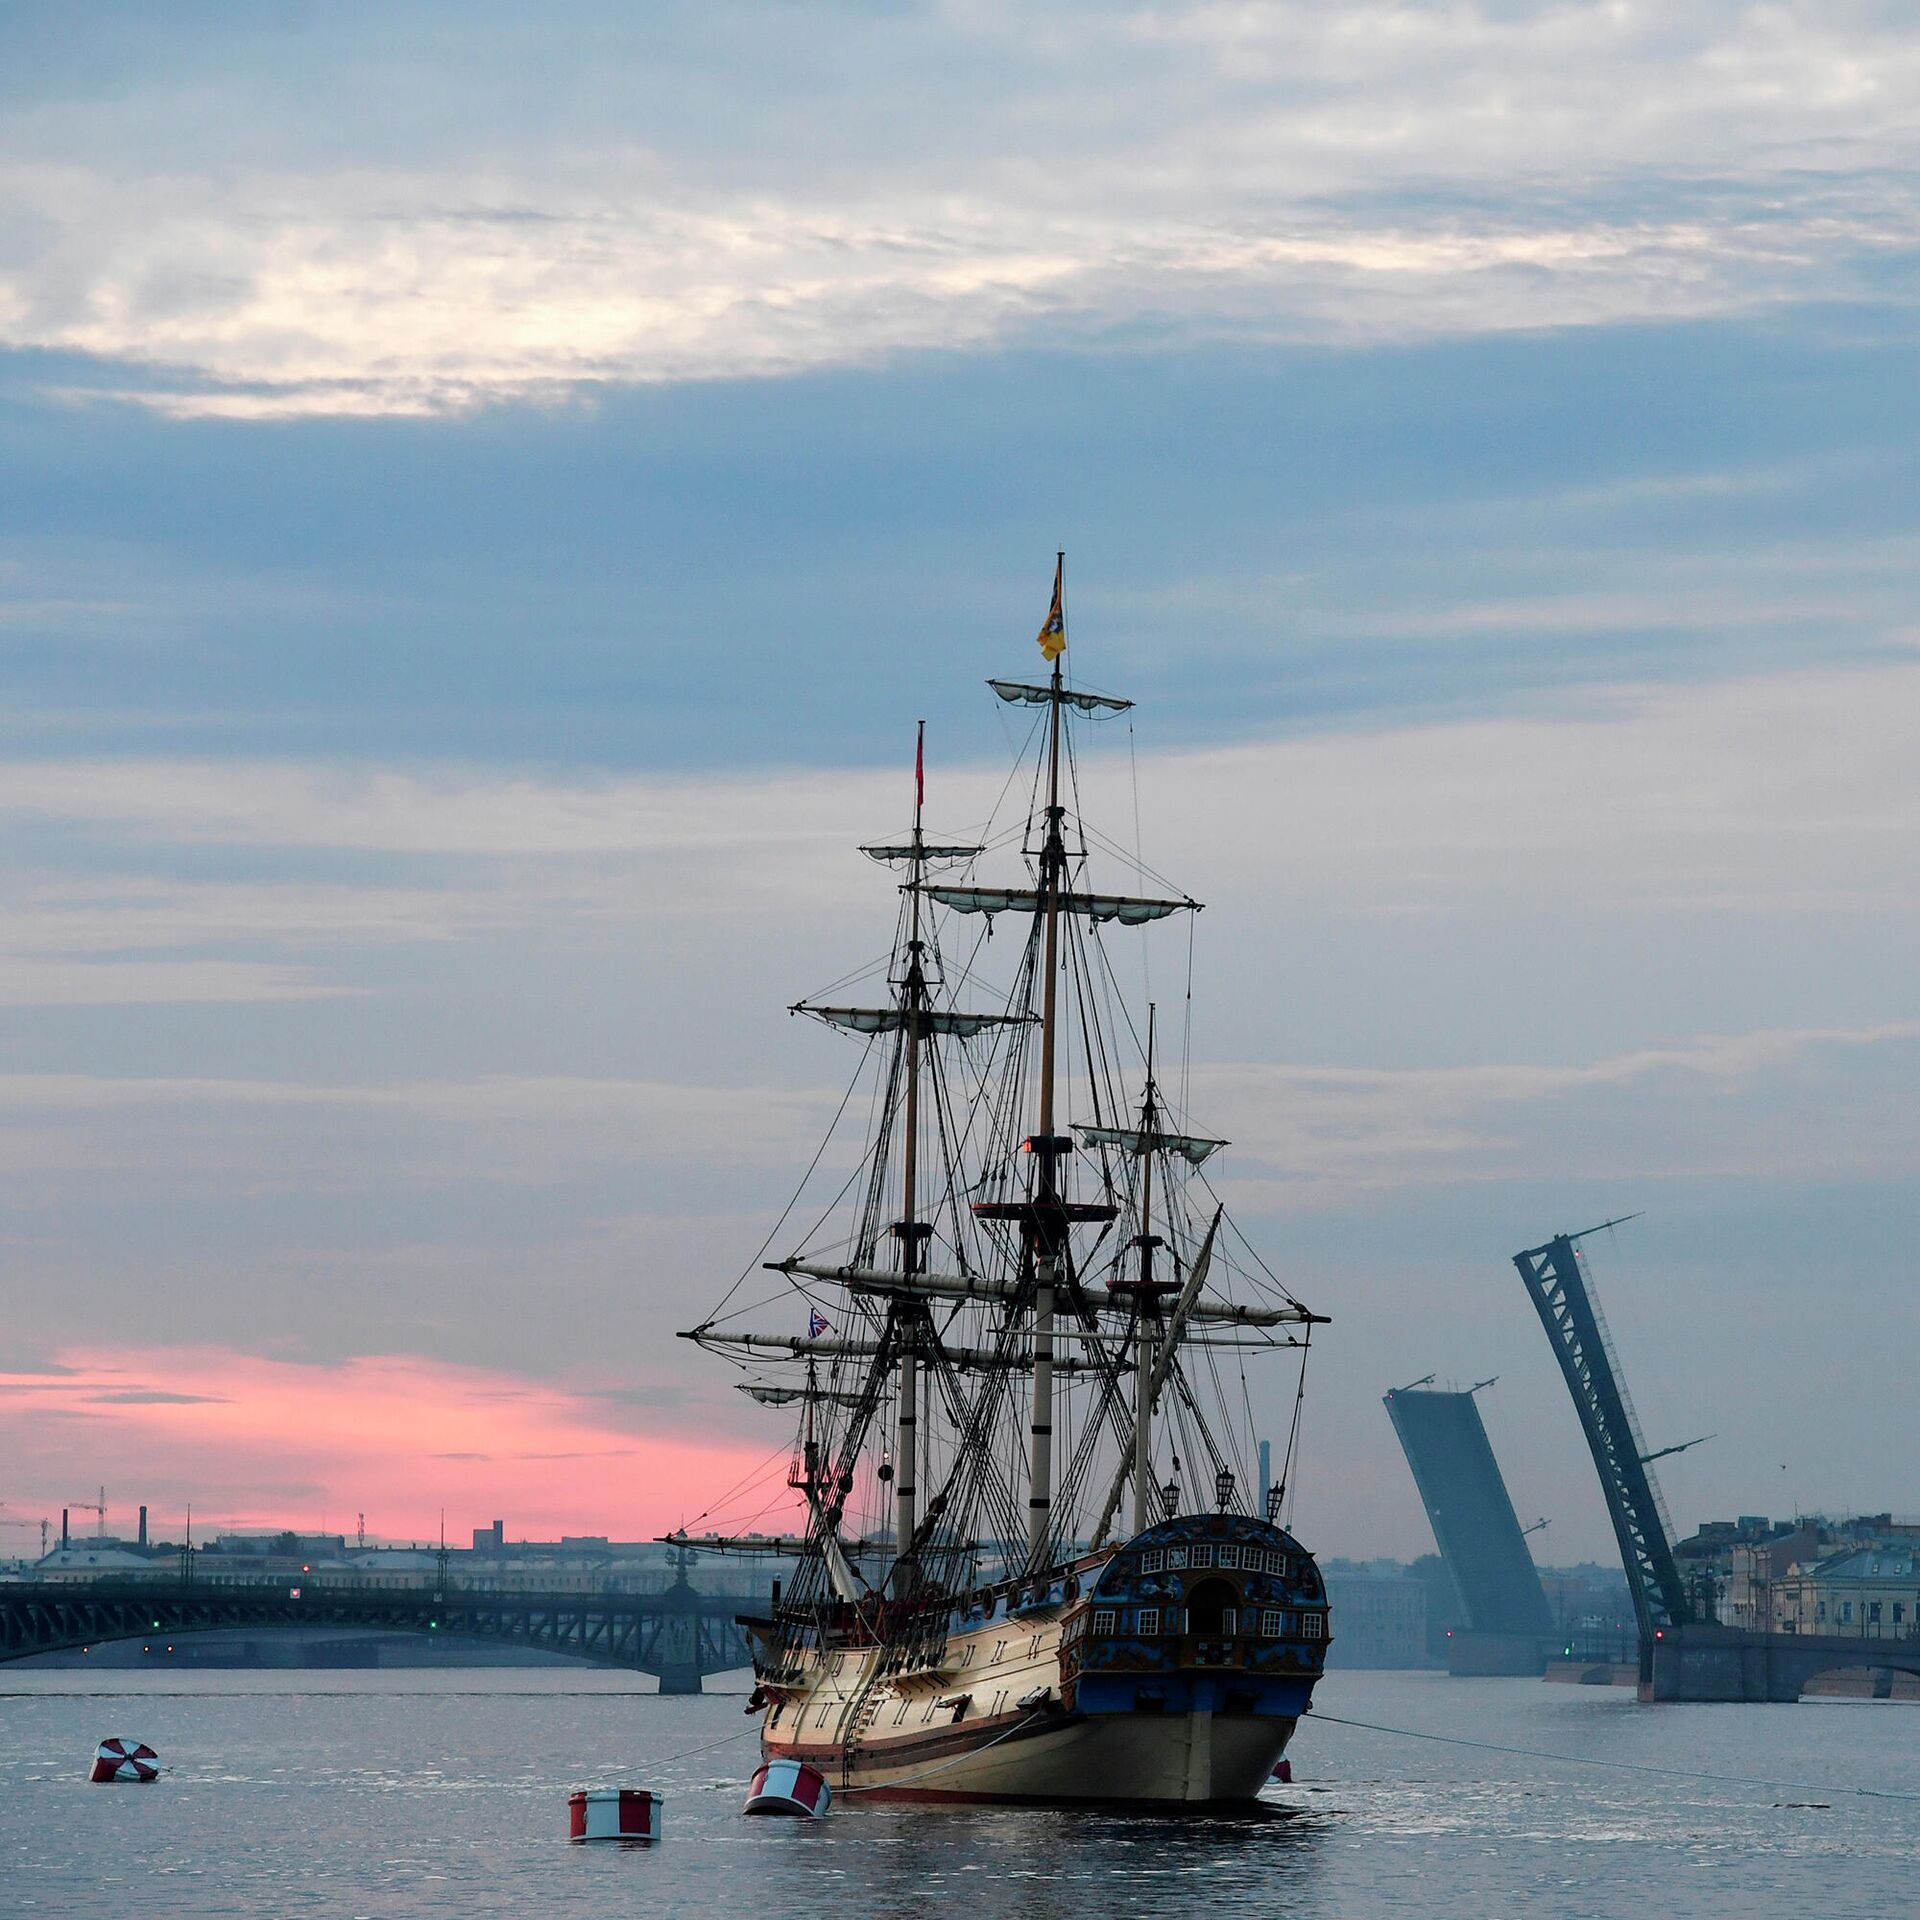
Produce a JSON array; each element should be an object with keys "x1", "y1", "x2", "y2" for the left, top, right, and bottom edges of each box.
[{"x1": 676, "y1": 561, "x2": 1332, "y2": 1804}]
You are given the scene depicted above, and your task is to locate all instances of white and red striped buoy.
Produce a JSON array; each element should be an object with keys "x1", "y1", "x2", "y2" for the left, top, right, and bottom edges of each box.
[
  {"x1": 568, "y1": 1788, "x2": 661, "y2": 1843},
  {"x1": 743, "y1": 1759, "x2": 831, "y2": 1817},
  {"x1": 90, "y1": 1739, "x2": 160, "y2": 1784}
]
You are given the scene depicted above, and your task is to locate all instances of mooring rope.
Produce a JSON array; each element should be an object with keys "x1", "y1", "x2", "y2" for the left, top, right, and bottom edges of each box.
[
  {"x1": 648, "y1": 1726, "x2": 762, "y2": 1771},
  {"x1": 1303, "y1": 1708, "x2": 1920, "y2": 1803}
]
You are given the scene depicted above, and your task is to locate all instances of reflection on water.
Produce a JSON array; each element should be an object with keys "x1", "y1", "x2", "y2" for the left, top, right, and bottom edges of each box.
[{"x1": 1, "y1": 1668, "x2": 1915, "y2": 1917}]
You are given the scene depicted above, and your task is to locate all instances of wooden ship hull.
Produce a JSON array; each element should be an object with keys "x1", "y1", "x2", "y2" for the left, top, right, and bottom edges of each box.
[{"x1": 749, "y1": 1514, "x2": 1329, "y2": 1805}]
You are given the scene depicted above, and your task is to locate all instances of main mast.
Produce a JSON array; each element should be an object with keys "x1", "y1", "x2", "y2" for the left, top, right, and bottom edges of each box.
[
  {"x1": 1027, "y1": 554, "x2": 1067, "y2": 1568},
  {"x1": 893, "y1": 722, "x2": 929, "y2": 1590}
]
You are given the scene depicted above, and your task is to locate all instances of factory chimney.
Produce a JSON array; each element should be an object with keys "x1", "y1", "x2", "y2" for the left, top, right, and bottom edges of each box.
[
  {"x1": 61, "y1": 1508, "x2": 70, "y2": 1549},
  {"x1": 138, "y1": 1505, "x2": 149, "y2": 1548}
]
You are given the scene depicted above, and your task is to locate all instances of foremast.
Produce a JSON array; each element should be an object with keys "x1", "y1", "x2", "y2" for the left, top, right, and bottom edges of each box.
[{"x1": 892, "y1": 722, "x2": 931, "y2": 1591}]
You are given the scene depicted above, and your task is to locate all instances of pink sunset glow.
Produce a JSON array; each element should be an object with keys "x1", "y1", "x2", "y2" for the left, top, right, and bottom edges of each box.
[{"x1": 0, "y1": 1346, "x2": 789, "y2": 1545}]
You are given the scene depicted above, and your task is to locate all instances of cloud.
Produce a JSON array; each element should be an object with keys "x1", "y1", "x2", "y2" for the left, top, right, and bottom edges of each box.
[
  {"x1": 0, "y1": 1071, "x2": 848, "y2": 1198},
  {"x1": 87, "y1": 1388, "x2": 229, "y2": 1405},
  {"x1": 0, "y1": 957, "x2": 346, "y2": 1007},
  {"x1": 3, "y1": 4, "x2": 1917, "y2": 414},
  {"x1": 1195, "y1": 1022, "x2": 1920, "y2": 1209}
]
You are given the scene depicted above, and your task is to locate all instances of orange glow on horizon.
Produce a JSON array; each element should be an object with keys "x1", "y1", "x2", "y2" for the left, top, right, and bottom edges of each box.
[{"x1": 0, "y1": 1345, "x2": 788, "y2": 1545}]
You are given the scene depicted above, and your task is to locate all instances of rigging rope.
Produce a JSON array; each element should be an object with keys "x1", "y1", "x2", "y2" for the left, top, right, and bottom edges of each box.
[{"x1": 704, "y1": 1037, "x2": 881, "y2": 1322}]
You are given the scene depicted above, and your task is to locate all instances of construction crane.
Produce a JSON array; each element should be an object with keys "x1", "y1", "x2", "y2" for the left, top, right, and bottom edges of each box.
[
  {"x1": 68, "y1": 1487, "x2": 107, "y2": 1538},
  {"x1": 0, "y1": 1510, "x2": 50, "y2": 1557}
]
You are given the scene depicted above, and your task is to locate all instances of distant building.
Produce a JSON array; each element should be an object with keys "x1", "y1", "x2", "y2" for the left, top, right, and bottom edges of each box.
[
  {"x1": 1321, "y1": 1561, "x2": 1429, "y2": 1668},
  {"x1": 1682, "y1": 1514, "x2": 1920, "y2": 1630},
  {"x1": 1723, "y1": 1524, "x2": 1828, "y2": 1630},
  {"x1": 27, "y1": 1542, "x2": 162, "y2": 1582},
  {"x1": 1772, "y1": 1547, "x2": 1920, "y2": 1639}
]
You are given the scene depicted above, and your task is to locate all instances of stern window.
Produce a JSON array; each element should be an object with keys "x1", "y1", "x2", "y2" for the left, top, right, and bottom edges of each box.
[
  {"x1": 1092, "y1": 1609, "x2": 1116, "y2": 1636},
  {"x1": 1261, "y1": 1609, "x2": 1285, "y2": 1637},
  {"x1": 1141, "y1": 1549, "x2": 1165, "y2": 1574},
  {"x1": 1138, "y1": 1606, "x2": 1161, "y2": 1636}
]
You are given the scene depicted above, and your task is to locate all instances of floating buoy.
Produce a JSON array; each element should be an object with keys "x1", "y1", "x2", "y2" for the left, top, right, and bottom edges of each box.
[
  {"x1": 568, "y1": 1788, "x2": 661, "y2": 1843},
  {"x1": 743, "y1": 1759, "x2": 832, "y2": 1817},
  {"x1": 91, "y1": 1739, "x2": 160, "y2": 1784}
]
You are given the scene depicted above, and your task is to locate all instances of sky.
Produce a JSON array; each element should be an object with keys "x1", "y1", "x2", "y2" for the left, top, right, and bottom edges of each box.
[{"x1": 0, "y1": 3, "x2": 1916, "y2": 1563}]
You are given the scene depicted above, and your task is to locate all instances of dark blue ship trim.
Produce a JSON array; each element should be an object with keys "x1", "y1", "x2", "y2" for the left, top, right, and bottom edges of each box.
[{"x1": 1061, "y1": 1513, "x2": 1329, "y2": 1718}]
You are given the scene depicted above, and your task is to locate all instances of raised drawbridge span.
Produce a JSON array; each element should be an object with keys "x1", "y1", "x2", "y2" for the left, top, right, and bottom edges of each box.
[
  {"x1": 1513, "y1": 1221, "x2": 1694, "y2": 1661},
  {"x1": 0, "y1": 1576, "x2": 759, "y2": 1693},
  {"x1": 1514, "y1": 1221, "x2": 1920, "y2": 1702}
]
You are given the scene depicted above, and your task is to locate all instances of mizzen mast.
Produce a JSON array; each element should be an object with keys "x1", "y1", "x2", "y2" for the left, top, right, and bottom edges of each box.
[{"x1": 1128, "y1": 1007, "x2": 1169, "y2": 1533}]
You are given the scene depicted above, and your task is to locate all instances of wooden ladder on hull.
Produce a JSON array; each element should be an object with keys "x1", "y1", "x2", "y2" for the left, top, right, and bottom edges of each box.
[{"x1": 837, "y1": 1666, "x2": 889, "y2": 1787}]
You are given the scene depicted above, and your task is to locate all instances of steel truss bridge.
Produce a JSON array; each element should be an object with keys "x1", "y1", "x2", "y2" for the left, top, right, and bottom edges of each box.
[
  {"x1": 1515, "y1": 1222, "x2": 1920, "y2": 1702},
  {"x1": 0, "y1": 1577, "x2": 762, "y2": 1693},
  {"x1": 1513, "y1": 1225, "x2": 1692, "y2": 1651}
]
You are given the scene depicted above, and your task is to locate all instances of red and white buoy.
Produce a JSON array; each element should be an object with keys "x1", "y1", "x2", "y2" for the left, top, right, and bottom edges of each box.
[
  {"x1": 90, "y1": 1739, "x2": 160, "y2": 1784},
  {"x1": 568, "y1": 1788, "x2": 661, "y2": 1843},
  {"x1": 743, "y1": 1759, "x2": 831, "y2": 1817}
]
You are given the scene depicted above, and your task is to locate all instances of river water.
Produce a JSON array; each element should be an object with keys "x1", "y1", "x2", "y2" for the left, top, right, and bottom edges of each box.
[{"x1": 2, "y1": 1666, "x2": 1914, "y2": 1917}]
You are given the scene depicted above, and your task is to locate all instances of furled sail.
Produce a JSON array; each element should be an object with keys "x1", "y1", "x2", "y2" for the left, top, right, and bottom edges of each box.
[
  {"x1": 737, "y1": 1381, "x2": 867, "y2": 1407},
  {"x1": 988, "y1": 678, "x2": 1133, "y2": 716},
  {"x1": 923, "y1": 885, "x2": 1198, "y2": 924},
  {"x1": 792, "y1": 1003, "x2": 1034, "y2": 1037},
  {"x1": 682, "y1": 1328, "x2": 1104, "y2": 1373},
  {"x1": 771, "y1": 1257, "x2": 1310, "y2": 1327},
  {"x1": 668, "y1": 1530, "x2": 889, "y2": 1554},
  {"x1": 1074, "y1": 1122, "x2": 1227, "y2": 1165},
  {"x1": 860, "y1": 841, "x2": 984, "y2": 863}
]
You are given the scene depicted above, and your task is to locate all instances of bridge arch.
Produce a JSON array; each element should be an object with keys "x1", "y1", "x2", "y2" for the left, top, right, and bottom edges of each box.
[
  {"x1": 1645, "y1": 1624, "x2": 1920, "y2": 1702},
  {"x1": 0, "y1": 1580, "x2": 758, "y2": 1695}
]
